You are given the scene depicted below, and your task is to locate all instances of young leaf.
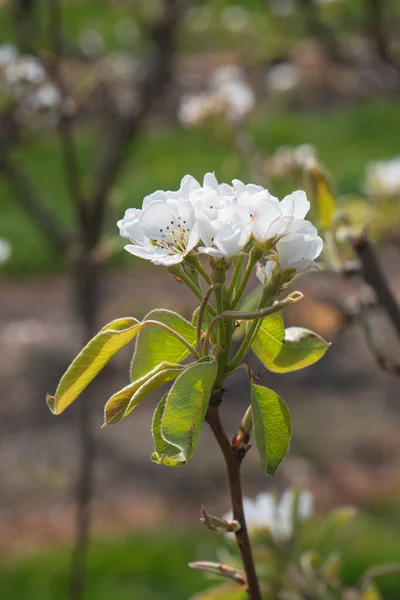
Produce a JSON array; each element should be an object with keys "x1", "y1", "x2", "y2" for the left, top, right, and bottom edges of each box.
[
  {"x1": 252, "y1": 312, "x2": 329, "y2": 374},
  {"x1": 131, "y1": 309, "x2": 197, "y2": 381},
  {"x1": 153, "y1": 358, "x2": 218, "y2": 466},
  {"x1": 308, "y1": 162, "x2": 336, "y2": 229},
  {"x1": 152, "y1": 393, "x2": 185, "y2": 467},
  {"x1": 250, "y1": 384, "x2": 291, "y2": 475},
  {"x1": 47, "y1": 317, "x2": 143, "y2": 415},
  {"x1": 103, "y1": 363, "x2": 184, "y2": 426}
]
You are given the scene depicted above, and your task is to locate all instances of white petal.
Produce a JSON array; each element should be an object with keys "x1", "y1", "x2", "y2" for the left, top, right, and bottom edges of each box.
[
  {"x1": 280, "y1": 190, "x2": 310, "y2": 219},
  {"x1": 180, "y1": 174, "x2": 201, "y2": 196},
  {"x1": 139, "y1": 202, "x2": 178, "y2": 239},
  {"x1": 203, "y1": 172, "x2": 219, "y2": 190},
  {"x1": 142, "y1": 190, "x2": 168, "y2": 208}
]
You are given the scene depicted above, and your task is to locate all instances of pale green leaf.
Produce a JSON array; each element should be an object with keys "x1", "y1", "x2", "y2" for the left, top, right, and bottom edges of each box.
[
  {"x1": 252, "y1": 312, "x2": 329, "y2": 373},
  {"x1": 103, "y1": 362, "x2": 183, "y2": 426},
  {"x1": 250, "y1": 384, "x2": 291, "y2": 475},
  {"x1": 131, "y1": 309, "x2": 197, "y2": 381},
  {"x1": 47, "y1": 317, "x2": 142, "y2": 415},
  {"x1": 154, "y1": 358, "x2": 217, "y2": 466},
  {"x1": 152, "y1": 394, "x2": 184, "y2": 467},
  {"x1": 309, "y1": 164, "x2": 337, "y2": 229}
]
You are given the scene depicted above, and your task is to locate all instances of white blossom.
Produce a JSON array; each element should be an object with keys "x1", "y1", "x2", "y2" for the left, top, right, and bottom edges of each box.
[
  {"x1": 0, "y1": 238, "x2": 12, "y2": 265},
  {"x1": 365, "y1": 156, "x2": 400, "y2": 198},
  {"x1": 118, "y1": 175, "x2": 210, "y2": 266},
  {"x1": 196, "y1": 205, "x2": 251, "y2": 261},
  {"x1": 257, "y1": 219, "x2": 323, "y2": 283},
  {"x1": 119, "y1": 173, "x2": 322, "y2": 270},
  {"x1": 248, "y1": 188, "x2": 310, "y2": 246},
  {"x1": 224, "y1": 489, "x2": 313, "y2": 539}
]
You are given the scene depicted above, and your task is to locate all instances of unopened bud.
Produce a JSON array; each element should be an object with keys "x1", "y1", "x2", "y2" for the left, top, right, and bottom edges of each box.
[
  {"x1": 200, "y1": 506, "x2": 241, "y2": 534},
  {"x1": 189, "y1": 561, "x2": 247, "y2": 588}
]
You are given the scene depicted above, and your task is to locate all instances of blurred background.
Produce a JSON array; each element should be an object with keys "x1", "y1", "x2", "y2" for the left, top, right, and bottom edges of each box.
[{"x1": 1, "y1": 0, "x2": 400, "y2": 598}]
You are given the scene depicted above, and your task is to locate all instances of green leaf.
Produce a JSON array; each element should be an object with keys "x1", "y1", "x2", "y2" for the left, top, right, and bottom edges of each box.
[
  {"x1": 252, "y1": 312, "x2": 329, "y2": 373},
  {"x1": 47, "y1": 317, "x2": 143, "y2": 415},
  {"x1": 103, "y1": 362, "x2": 184, "y2": 426},
  {"x1": 131, "y1": 309, "x2": 197, "y2": 381},
  {"x1": 152, "y1": 358, "x2": 217, "y2": 466},
  {"x1": 250, "y1": 383, "x2": 291, "y2": 475},
  {"x1": 152, "y1": 393, "x2": 184, "y2": 467}
]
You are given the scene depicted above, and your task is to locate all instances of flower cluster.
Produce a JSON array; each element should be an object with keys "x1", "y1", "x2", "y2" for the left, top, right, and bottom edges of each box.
[
  {"x1": 0, "y1": 47, "x2": 61, "y2": 128},
  {"x1": 118, "y1": 172, "x2": 322, "y2": 283},
  {"x1": 365, "y1": 156, "x2": 400, "y2": 199},
  {"x1": 224, "y1": 488, "x2": 313, "y2": 540},
  {"x1": 178, "y1": 66, "x2": 255, "y2": 127}
]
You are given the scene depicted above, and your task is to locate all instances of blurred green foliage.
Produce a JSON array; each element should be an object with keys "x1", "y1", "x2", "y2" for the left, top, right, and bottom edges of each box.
[
  {"x1": 0, "y1": 515, "x2": 399, "y2": 600},
  {"x1": 1, "y1": 98, "x2": 399, "y2": 275}
]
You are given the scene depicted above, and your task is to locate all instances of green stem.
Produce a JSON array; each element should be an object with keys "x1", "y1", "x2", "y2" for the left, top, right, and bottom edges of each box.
[
  {"x1": 172, "y1": 266, "x2": 216, "y2": 317},
  {"x1": 196, "y1": 284, "x2": 218, "y2": 355},
  {"x1": 203, "y1": 291, "x2": 303, "y2": 357},
  {"x1": 143, "y1": 320, "x2": 200, "y2": 359},
  {"x1": 227, "y1": 255, "x2": 245, "y2": 298},
  {"x1": 231, "y1": 247, "x2": 262, "y2": 310},
  {"x1": 194, "y1": 258, "x2": 212, "y2": 286}
]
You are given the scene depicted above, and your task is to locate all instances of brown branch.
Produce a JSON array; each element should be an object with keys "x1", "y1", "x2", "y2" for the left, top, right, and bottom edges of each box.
[
  {"x1": 206, "y1": 402, "x2": 262, "y2": 600},
  {"x1": 0, "y1": 156, "x2": 71, "y2": 255},
  {"x1": 47, "y1": 0, "x2": 87, "y2": 228},
  {"x1": 87, "y1": 0, "x2": 186, "y2": 246},
  {"x1": 352, "y1": 234, "x2": 400, "y2": 340}
]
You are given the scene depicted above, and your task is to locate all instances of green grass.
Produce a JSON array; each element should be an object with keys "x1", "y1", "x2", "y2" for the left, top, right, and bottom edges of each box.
[
  {"x1": 1, "y1": 515, "x2": 400, "y2": 600},
  {"x1": 1, "y1": 98, "x2": 400, "y2": 276}
]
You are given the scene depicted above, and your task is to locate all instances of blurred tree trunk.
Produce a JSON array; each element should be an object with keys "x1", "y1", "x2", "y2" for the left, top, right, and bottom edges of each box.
[
  {"x1": 364, "y1": 0, "x2": 393, "y2": 64},
  {"x1": 69, "y1": 251, "x2": 101, "y2": 600},
  {"x1": 296, "y1": 0, "x2": 342, "y2": 62},
  {"x1": 12, "y1": 0, "x2": 37, "y2": 53}
]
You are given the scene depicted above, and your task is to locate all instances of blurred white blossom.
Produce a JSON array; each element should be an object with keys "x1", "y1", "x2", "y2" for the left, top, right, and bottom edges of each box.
[
  {"x1": 220, "y1": 5, "x2": 251, "y2": 33},
  {"x1": 78, "y1": 29, "x2": 105, "y2": 59},
  {"x1": 3, "y1": 55, "x2": 46, "y2": 99},
  {"x1": 17, "y1": 81, "x2": 62, "y2": 127},
  {"x1": 0, "y1": 238, "x2": 12, "y2": 265},
  {"x1": 365, "y1": 156, "x2": 400, "y2": 198},
  {"x1": 266, "y1": 62, "x2": 300, "y2": 94},
  {"x1": 224, "y1": 489, "x2": 314, "y2": 540},
  {"x1": 179, "y1": 65, "x2": 254, "y2": 127},
  {"x1": 268, "y1": 144, "x2": 317, "y2": 179},
  {"x1": 0, "y1": 44, "x2": 17, "y2": 68}
]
